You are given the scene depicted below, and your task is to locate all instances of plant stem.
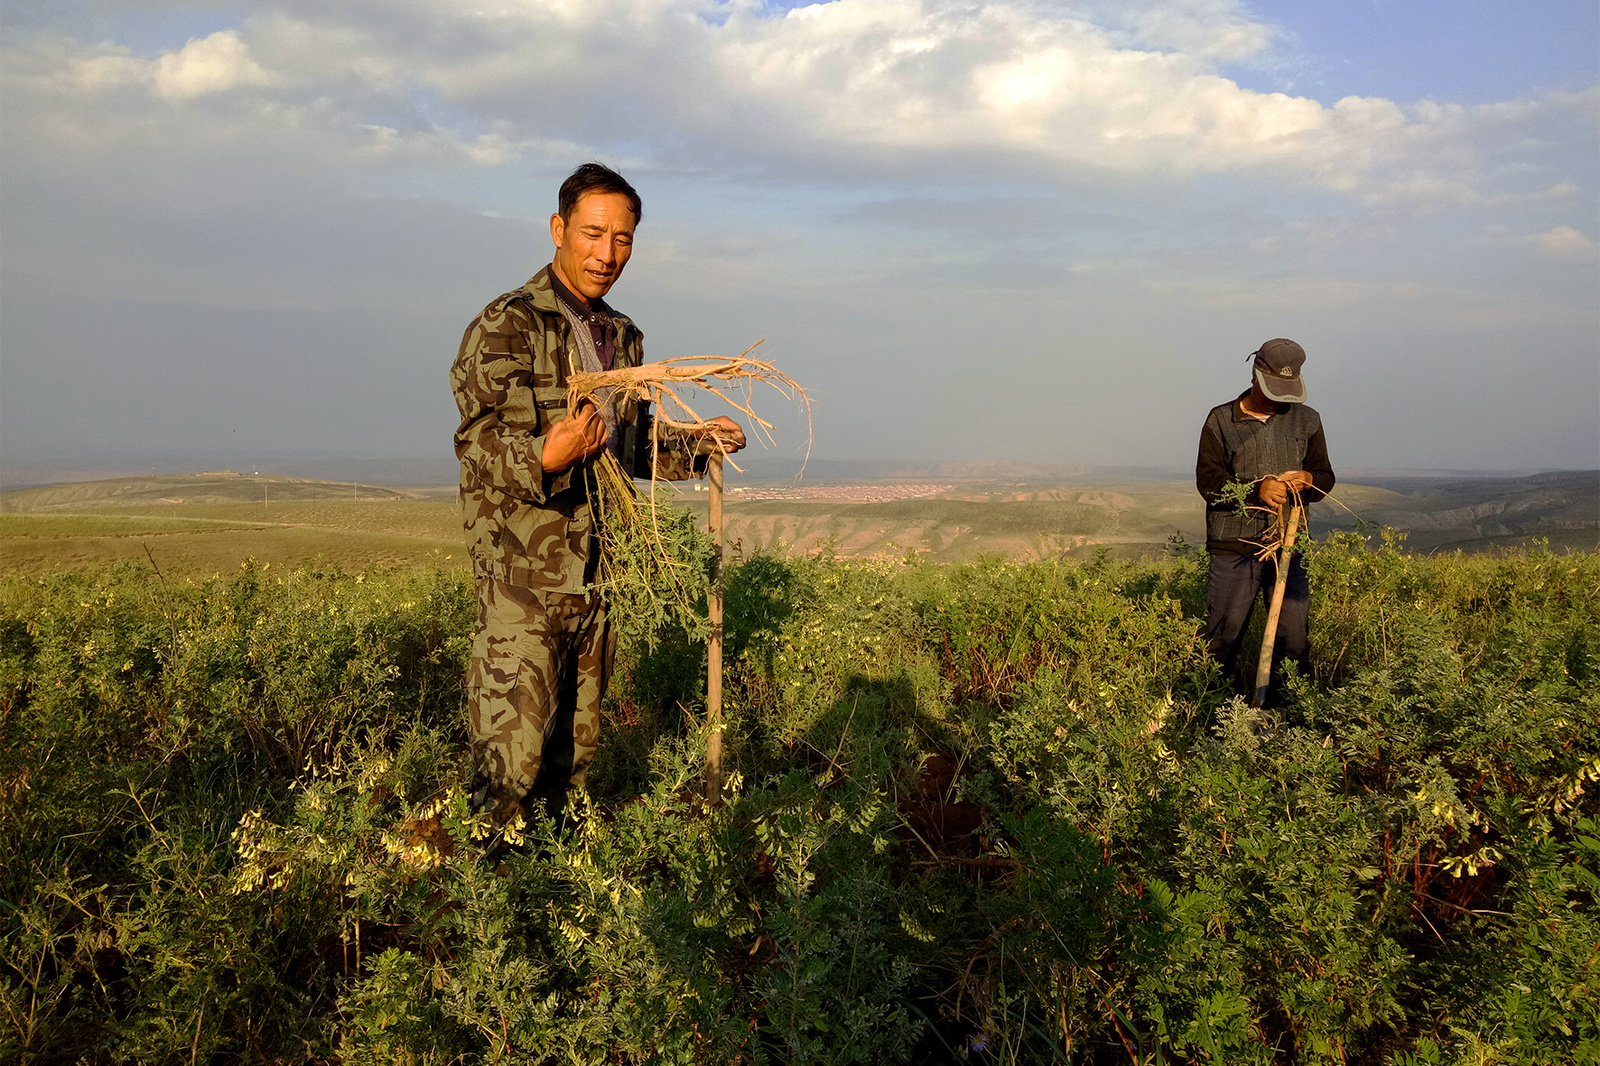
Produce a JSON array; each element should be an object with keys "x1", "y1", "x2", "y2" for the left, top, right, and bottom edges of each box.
[{"x1": 706, "y1": 454, "x2": 724, "y2": 805}]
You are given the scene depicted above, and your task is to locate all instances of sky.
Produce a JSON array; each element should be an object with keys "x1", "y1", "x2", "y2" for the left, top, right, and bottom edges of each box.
[{"x1": 2, "y1": 0, "x2": 1596, "y2": 480}]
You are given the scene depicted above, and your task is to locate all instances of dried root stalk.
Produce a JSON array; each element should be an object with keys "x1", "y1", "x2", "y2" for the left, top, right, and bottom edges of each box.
[
  {"x1": 566, "y1": 341, "x2": 811, "y2": 474},
  {"x1": 1241, "y1": 487, "x2": 1306, "y2": 561},
  {"x1": 569, "y1": 341, "x2": 812, "y2": 624}
]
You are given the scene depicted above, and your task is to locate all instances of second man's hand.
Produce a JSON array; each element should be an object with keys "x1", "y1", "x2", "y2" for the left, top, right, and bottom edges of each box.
[
  {"x1": 542, "y1": 400, "x2": 609, "y2": 473},
  {"x1": 1259, "y1": 469, "x2": 1313, "y2": 509},
  {"x1": 692, "y1": 416, "x2": 747, "y2": 457}
]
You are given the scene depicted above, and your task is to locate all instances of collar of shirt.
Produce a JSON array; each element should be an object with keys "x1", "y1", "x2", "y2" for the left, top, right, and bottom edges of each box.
[
  {"x1": 1233, "y1": 389, "x2": 1286, "y2": 424},
  {"x1": 548, "y1": 267, "x2": 615, "y2": 372}
]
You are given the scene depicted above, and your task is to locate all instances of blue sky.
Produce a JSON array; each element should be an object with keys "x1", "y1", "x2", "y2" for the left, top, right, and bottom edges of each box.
[
  {"x1": 2, "y1": 0, "x2": 1595, "y2": 477},
  {"x1": 1234, "y1": 0, "x2": 1599, "y2": 104}
]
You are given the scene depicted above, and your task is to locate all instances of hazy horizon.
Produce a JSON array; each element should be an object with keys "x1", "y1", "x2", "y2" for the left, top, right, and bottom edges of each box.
[
  {"x1": 3, "y1": 1, "x2": 1596, "y2": 477},
  {"x1": 3, "y1": 452, "x2": 1595, "y2": 495}
]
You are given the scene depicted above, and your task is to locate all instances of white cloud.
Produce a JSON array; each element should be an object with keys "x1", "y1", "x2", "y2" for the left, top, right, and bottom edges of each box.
[
  {"x1": 702, "y1": 1, "x2": 1371, "y2": 178},
  {"x1": 5, "y1": 0, "x2": 1592, "y2": 210},
  {"x1": 1107, "y1": 0, "x2": 1271, "y2": 61},
  {"x1": 69, "y1": 47, "x2": 151, "y2": 93},
  {"x1": 153, "y1": 30, "x2": 274, "y2": 100},
  {"x1": 1536, "y1": 225, "x2": 1597, "y2": 260},
  {"x1": 1465, "y1": 224, "x2": 1599, "y2": 263}
]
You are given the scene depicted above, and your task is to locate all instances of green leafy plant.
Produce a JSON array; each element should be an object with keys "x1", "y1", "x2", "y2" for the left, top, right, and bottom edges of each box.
[{"x1": 2, "y1": 528, "x2": 1596, "y2": 1063}]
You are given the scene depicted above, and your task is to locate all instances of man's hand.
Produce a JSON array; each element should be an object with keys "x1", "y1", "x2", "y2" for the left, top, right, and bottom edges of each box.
[
  {"x1": 691, "y1": 416, "x2": 747, "y2": 457},
  {"x1": 1259, "y1": 470, "x2": 1313, "y2": 509},
  {"x1": 541, "y1": 401, "x2": 608, "y2": 473}
]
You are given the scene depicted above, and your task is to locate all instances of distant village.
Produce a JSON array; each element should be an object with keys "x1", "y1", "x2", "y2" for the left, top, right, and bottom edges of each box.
[{"x1": 690, "y1": 482, "x2": 956, "y2": 503}]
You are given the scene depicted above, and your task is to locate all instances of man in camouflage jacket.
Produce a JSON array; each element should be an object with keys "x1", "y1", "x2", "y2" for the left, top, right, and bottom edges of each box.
[{"x1": 450, "y1": 163, "x2": 744, "y2": 835}]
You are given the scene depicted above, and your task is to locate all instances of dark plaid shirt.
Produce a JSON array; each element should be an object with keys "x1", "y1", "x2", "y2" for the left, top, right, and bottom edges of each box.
[
  {"x1": 1196, "y1": 391, "x2": 1335, "y2": 554},
  {"x1": 549, "y1": 270, "x2": 615, "y2": 371}
]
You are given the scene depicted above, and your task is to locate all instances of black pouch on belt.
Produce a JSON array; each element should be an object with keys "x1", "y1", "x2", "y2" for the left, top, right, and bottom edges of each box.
[{"x1": 617, "y1": 400, "x2": 654, "y2": 480}]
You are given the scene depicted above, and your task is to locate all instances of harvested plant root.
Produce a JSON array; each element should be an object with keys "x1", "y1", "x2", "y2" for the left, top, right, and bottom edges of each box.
[
  {"x1": 566, "y1": 342, "x2": 811, "y2": 475},
  {"x1": 1244, "y1": 487, "x2": 1306, "y2": 561},
  {"x1": 1234, "y1": 479, "x2": 1357, "y2": 560},
  {"x1": 569, "y1": 342, "x2": 812, "y2": 626}
]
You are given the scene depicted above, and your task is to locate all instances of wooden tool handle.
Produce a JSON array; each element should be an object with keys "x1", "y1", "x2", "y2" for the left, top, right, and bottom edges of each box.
[
  {"x1": 706, "y1": 454, "x2": 725, "y2": 804},
  {"x1": 1251, "y1": 502, "x2": 1303, "y2": 709}
]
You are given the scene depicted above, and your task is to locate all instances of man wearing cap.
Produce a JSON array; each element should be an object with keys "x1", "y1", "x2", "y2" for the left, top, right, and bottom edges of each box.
[{"x1": 1195, "y1": 338, "x2": 1335, "y2": 706}]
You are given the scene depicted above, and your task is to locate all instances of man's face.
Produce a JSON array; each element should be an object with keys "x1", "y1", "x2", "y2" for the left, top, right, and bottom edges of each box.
[{"x1": 550, "y1": 191, "x2": 636, "y2": 304}]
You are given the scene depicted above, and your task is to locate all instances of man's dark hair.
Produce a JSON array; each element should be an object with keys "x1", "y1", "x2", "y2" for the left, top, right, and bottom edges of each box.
[{"x1": 558, "y1": 162, "x2": 642, "y2": 224}]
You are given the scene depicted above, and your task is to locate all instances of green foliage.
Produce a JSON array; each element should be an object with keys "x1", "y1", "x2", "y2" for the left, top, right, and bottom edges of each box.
[
  {"x1": 2, "y1": 532, "x2": 1597, "y2": 1063},
  {"x1": 1218, "y1": 477, "x2": 1259, "y2": 516},
  {"x1": 593, "y1": 473, "x2": 716, "y2": 650}
]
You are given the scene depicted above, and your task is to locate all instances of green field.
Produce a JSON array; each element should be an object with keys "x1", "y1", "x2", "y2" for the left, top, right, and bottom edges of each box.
[
  {"x1": 1, "y1": 475, "x2": 469, "y2": 575},
  {"x1": 3, "y1": 505, "x2": 1596, "y2": 1062},
  {"x1": 0, "y1": 507, "x2": 467, "y2": 574}
]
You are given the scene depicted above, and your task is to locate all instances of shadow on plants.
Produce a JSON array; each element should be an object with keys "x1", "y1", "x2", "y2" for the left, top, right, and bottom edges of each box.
[
  {"x1": 725, "y1": 553, "x2": 802, "y2": 660},
  {"x1": 613, "y1": 552, "x2": 802, "y2": 730}
]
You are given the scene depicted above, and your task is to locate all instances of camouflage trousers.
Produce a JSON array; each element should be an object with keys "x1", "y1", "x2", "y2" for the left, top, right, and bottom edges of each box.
[{"x1": 467, "y1": 574, "x2": 614, "y2": 827}]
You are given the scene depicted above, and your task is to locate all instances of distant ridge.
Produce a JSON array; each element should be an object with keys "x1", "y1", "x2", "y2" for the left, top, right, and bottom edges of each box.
[
  {"x1": 1324, "y1": 470, "x2": 1598, "y2": 553},
  {"x1": 1338, "y1": 467, "x2": 1591, "y2": 480},
  {"x1": 1, "y1": 469, "x2": 1593, "y2": 570},
  {"x1": 733, "y1": 460, "x2": 1596, "y2": 483},
  {"x1": 0, "y1": 456, "x2": 459, "y2": 492},
  {"x1": 732, "y1": 458, "x2": 1188, "y2": 482},
  {"x1": 7, "y1": 457, "x2": 1591, "y2": 493},
  {"x1": 0, "y1": 473, "x2": 429, "y2": 513}
]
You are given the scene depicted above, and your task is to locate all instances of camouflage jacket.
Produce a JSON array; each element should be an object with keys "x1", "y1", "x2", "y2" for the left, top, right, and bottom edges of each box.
[{"x1": 451, "y1": 266, "x2": 701, "y2": 593}]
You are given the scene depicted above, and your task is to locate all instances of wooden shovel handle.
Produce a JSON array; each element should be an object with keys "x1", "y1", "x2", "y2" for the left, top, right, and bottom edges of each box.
[
  {"x1": 706, "y1": 455, "x2": 724, "y2": 804},
  {"x1": 1251, "y1": 502, "x2": 1303, "y2": 709}
]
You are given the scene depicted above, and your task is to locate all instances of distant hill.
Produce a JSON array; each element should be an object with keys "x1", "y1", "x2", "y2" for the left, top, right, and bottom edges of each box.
[
  {"x1": 732, "y1": 458, "x2": 1187, "y2": 482},
  {"x1": 1320, "y1": 470, "x2": 1599, "y2": 553},
  {"x1": 0, "y1": 456, "x2": 460, "y2": 492},
  {"x1": 0, "y1": 469, "x2": 1593, "y2": 577},
  {"x1": 0, "y1": 474, "x2": 462, "y2": 576},
  {"x1": 0, "y1": 473, "x2": 436, "y2": 513}
]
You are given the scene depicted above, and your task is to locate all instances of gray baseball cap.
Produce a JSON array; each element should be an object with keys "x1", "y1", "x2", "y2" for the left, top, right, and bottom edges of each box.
[{"x1": 1252, "y1": 338, "x2": 1306, "y2": 403}]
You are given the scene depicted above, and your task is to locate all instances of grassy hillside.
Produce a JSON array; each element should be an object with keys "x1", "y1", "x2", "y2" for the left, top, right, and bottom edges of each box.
[
  {"x1": 1, "y1": 474, "x2": 466, "y2": 575},
  {"x1": 0, "y1": 472, "x2": 434, "y2": 509},
  {"x1": 1323, "y1": 470, "x2": 1600, "y2": 553},
  {"x1": 691, "y1": 495, "x2": 1189, "y2": 561},
  {"x1": 3, "y1": 470, "x2": 1594, "y2": 578},
  {"x1": 1, "y1": 474, "x2": 1207, "y2": 574}
]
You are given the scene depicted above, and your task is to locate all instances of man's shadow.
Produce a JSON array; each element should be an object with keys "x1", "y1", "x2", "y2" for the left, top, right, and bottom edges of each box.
[{"x1": 590, "y1": 552, "x2": 802, "y2": 795}]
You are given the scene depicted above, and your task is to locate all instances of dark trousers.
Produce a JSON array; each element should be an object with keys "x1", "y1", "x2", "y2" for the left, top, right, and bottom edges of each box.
[{"x1": 1205, "y1": 550, "x2": 1310, "y2": 706}]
